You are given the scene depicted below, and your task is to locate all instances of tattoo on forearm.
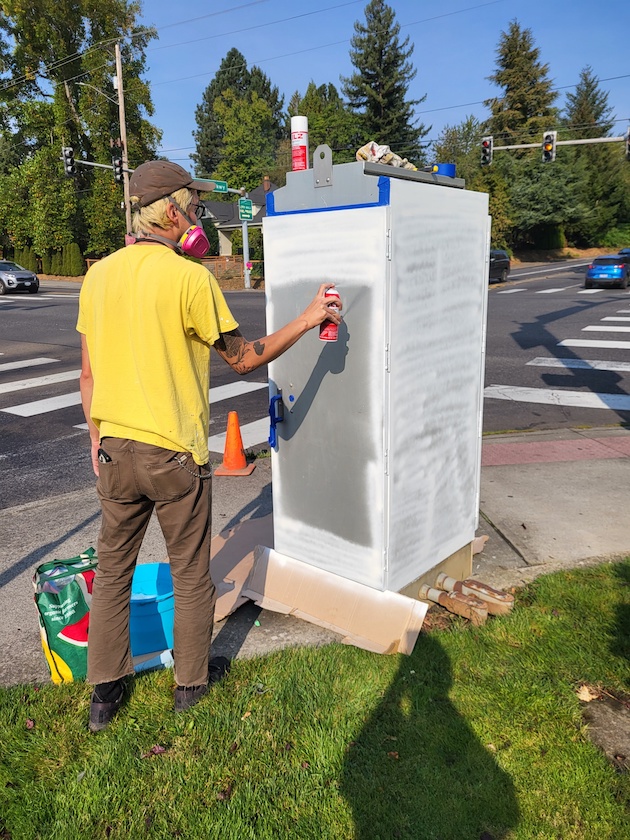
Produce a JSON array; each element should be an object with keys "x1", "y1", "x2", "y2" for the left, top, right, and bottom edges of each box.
[{"x1": 216, "y1": 329, "x2": 265, "y2": 372}]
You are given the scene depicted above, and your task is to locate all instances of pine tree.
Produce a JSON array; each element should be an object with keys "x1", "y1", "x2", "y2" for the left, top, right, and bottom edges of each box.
[
  {"x1": 562, "y1": 67, "x2": 626, "y2": 246},
  {"x1": 564, "y1": 66, "x2": 614, "y2": 139},
  {"x1": 341, "y1": 0, "x2": 428, "y2": 162},
  {"x1": 192, "y1": 49, "x2": 284, "y2": 178},
  {"x1": 485, "y1": 20, "x2": 557, "y2": 146}
]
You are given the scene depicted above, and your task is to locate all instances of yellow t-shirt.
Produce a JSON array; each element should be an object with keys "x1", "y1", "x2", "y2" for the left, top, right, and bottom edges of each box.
[{"x1": 76, "y1": 244, "x2": 238, "y2": 465}]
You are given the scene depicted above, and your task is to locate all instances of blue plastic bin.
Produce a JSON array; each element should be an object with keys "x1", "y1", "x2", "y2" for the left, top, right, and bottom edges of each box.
[{"x1": 130, "y1": 563, "x2": 174, "y2": 656}]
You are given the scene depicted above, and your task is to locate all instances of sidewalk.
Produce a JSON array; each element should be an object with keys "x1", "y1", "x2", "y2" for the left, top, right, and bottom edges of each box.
[{"x1": 2, "y1": 425, "x2": 629, "y2": 686}]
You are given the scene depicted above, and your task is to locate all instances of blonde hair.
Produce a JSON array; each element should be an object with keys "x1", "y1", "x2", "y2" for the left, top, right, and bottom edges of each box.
[{"x1": 130, "y1": 187, "x2": 194, "y2": 234}]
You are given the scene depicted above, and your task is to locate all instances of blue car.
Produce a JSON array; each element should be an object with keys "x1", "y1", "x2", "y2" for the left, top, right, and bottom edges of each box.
[{"x1": 584, "y1": 255, "x2": 630, "y2": 289}]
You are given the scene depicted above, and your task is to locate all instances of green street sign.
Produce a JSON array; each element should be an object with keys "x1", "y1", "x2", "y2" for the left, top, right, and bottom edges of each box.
[
  {"x1": 238, "y1": 198, "x2": 254, "y2": 221},
  {"x1": 206, "y1": 179, "x2": 228, "y2": 193}
]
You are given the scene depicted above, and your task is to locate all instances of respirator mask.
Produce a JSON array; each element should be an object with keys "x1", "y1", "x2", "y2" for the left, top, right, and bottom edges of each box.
[{"x1": 134, "y1": 196, "x2": 210, "y2": 258}]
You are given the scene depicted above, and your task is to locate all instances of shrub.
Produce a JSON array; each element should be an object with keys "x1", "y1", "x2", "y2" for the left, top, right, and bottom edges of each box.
[
  {"x1": 64, "y1": 243, "x2": 85, "y2": 276},
  {"x1": 41, "y1": 252, "x2": 52, "y2": 274},
  {"x1": 50, "y1": 251, "x2": 62, "y2": 275}
]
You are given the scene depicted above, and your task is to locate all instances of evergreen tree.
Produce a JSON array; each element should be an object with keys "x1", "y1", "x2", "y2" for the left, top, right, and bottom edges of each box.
[
  {"x1": 192, "y1": 49, "x2": 283, "y2": 178},
  {"x1": 432, "y1": 115, "x2": 483, "y2": 186},
  {"x1": 341, "y1": 0, "x2": 428, "y2": 162},
  {"x1": 564, "y1": 66, "x2": 614, "y2": 139},
  {"x1": 485, "y1": 20, "x2": 557, "y2": 146},
  {"x1": 562, "y1": 67, "x2": 626, "y2": 245}
]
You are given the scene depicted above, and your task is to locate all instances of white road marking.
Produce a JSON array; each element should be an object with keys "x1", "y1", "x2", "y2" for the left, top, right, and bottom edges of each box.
[
  {"x1": 3, "y1": 392, "x2": 82, "y2": 416},
  {"x1": 0, "y1": 357, "x2": 58, "y2": 373},
  {"x1": 582, "y1": 325, "x2": 630, "y2": 333},
  {"x1": 513, "y1": 262, "x2": 591, "y2": 278},
  {"x1": 535, "y1": 288, "x2": 569, "y2": 294},
  {"x1": 602, "y1": 316, "x2": 630, "y2": 321},
  {"x1": 577, "y1": 289, "x2": 604, "y2": 294},
  {"x1": 559, "y1": 339, "x2": 630, "y2": 350},
  {"x1": 18, "y1": 378, "x2": 267, "y2": 422},
  {"x1": 210, "y1": 381, "x2": 267, "y2": 401},
  {"x1": 497, "y1": 288, "x2": 525, "y2": 294},
  {"x1": 209, "y1": 417, "x2": 269, "y2": 452},
  {"x1": 527, "y1": 357, "x2": 630, "y2": 372},
  {"x1": 484, "y1": 384, "x2": 630, "y2": 410},
  {"x1": 0, "y1": 369, "x2": 79, "y2": 395}
]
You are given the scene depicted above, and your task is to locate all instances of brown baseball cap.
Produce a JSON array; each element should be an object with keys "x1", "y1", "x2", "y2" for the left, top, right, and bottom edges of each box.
[{"x1": 129, "y1": 160, "x2": 216, "y2": 208}]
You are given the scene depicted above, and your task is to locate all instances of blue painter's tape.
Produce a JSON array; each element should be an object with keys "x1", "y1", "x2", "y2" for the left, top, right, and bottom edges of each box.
[{"x1": 266, "y1": 174, "x2": 391, "y2": 217}]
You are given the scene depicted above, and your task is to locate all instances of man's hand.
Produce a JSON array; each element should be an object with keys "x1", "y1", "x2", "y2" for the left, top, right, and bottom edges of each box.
[
  {"x1": 299, "y1": 284, "x2": 344, "y2": 330},
  {"x1": 91, "y1": 439, "x2": 100, "y2": 477},
  {"x1": 214, "y1": 283, "x2": 344, "y2": 375}
]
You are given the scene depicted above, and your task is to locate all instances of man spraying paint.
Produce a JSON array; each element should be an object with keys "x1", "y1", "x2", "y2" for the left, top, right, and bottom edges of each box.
[{"x1": 77, "y1": 159, "x2": 342, "y2": 732}]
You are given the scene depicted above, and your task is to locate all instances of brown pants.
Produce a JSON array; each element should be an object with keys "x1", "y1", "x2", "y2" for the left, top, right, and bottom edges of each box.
[{"x1": 87, "y1": 439, "x2": 214, "y2": 687}]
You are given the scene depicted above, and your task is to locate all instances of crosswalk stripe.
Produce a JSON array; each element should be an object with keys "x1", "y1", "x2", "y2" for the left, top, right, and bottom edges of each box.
[
  {"x1": 602, "y1": 317, "x2": 630, "y2": 321},
  {"x1": 209, "y1": 417, "x2": 269, "y2": 453},
  {"x1": 559, "y1": 339, "x2": 630, "y2": 350},
  {"x1": 577, "y1": 289, "x2": 603, "y2": 294},
  {"x1": 582, "y1": 325, "x2": 630, "y2": 333},
  {"x1": 0, "y1": 370, "x2": 79, "y2": 395},
  {"x1": 3, "y1": 392, "x2": 82, "y2": 416},
  {"x1": 0, "y1": 357, "x2": 58, "y2": 373},
  {"x1": 497, "y1": 288, "x2": 525, "y2": 294},
  {"x1": 12, "y1": 378, "x2": 268, "y2": 421},
  {"x1": 484, "y1": 384, "x2": 630, "y2": 410},
  {"x1": 536, "y1": 288, "x2": 568, "y2": 294},
  {"x1": 527, "y1": 357, "x2": 630, "y2": 372},
  {"x1": 210, "y1": 381, "x2": 267, "y2": 401}
]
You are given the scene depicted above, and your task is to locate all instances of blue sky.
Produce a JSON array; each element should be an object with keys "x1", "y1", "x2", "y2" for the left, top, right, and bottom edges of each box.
[{"x1": 135, "y1": 0, "x2": 629, "y2": 170}]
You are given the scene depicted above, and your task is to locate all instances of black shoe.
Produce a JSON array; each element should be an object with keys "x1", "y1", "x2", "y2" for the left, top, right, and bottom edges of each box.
[
  {"x1": 174, "y1": 683, "x2": 208, "y2": 712},
  {"x1": 174, "y1": 657, "x2": 231, "y2": 712},
  {"x1": 89, "y1": 682, "x2": 125, "y2": 733},
  {"x1": 208, "y1": 655, "x2": 231, "y2": 685}
]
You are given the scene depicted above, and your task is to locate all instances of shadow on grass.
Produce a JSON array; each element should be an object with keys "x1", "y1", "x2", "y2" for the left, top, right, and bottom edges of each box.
[
  {"x1": 611, "y1": 563, "x2": 630, "y2": 688},
  {"x1": 340, "y1": 635, "x2": 519, "y2": 840}
]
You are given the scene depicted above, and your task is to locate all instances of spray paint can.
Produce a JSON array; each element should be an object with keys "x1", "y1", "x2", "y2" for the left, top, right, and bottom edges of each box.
[
  {"x1": 319, "y1": 286, "x2": 341, "y2": 342},
  {"x1": 291, "y1": 115, "x2": 309, "y2": 171}
]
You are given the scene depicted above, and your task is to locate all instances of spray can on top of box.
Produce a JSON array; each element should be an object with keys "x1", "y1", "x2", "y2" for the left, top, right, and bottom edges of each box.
[{"x1": 319, "y1": 286, "x2": 341, "y2": 342}]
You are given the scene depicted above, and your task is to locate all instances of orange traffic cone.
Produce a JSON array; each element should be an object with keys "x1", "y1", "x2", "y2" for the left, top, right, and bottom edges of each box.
[{"x1": 214, "y1": 411, "x2": 256, "y2": 476}]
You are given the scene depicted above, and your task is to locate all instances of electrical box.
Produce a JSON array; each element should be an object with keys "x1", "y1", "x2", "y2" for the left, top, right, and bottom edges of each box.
[{"x1": 262, "y1": 148, "x2": 490, "y2": 593}]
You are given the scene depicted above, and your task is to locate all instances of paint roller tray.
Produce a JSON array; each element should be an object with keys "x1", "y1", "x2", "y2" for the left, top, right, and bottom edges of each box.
[{"x1": 130, "y1": 563, "x2": 174, "y2": 656}]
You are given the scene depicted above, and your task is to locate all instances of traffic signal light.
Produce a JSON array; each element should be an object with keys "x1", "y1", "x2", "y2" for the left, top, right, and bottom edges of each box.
[
  {"x1": 112, "y1": 156, "x2": 123, "y2": 184},
  {"x1": 542, "y1": 131, "x2": 557, "y2": 163},
  {"x1": 62, "y1": 146, "x2": 76, "y2": 177},
  {"x1": 481, "y1": 136, "x2": 493, "y2": 166}
]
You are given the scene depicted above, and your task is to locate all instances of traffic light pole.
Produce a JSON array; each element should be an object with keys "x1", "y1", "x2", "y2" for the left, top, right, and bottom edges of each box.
[{"x1": 494, "y1": 135, "x2": 627, "y2": 151}]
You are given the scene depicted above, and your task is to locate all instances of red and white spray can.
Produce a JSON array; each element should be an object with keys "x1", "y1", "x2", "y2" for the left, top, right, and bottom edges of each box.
[
  {"x1": 291, "y1": 115, "x2": 309, "y2": 171},
  {"x1": 319, "y1": 286, "x2": 341, "y2": 342}
]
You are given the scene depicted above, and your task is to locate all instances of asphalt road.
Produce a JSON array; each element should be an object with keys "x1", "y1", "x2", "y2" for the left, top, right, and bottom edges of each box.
[{"x1": 5, "y1": 258, "x2": 630, "y2": 508}]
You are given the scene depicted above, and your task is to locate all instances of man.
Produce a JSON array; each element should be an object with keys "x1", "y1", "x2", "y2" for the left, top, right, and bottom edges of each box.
[{"x1": 77, "y1": 160, "x2": 342, "y2": 732}]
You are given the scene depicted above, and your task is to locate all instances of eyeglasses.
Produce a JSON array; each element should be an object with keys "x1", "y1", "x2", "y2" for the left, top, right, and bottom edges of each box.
[{"x1": 190, "y1": 202, "x2": 205, "y2": 220}]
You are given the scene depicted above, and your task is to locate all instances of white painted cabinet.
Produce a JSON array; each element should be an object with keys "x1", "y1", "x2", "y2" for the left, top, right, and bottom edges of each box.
[{"x1": 263, "y1": 155, "x2": 490, "y2": 593}]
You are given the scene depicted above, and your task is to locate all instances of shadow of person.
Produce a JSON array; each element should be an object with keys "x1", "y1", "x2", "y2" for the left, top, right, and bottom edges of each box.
[
  {"x1": 610, "y1": 562, "x2": 630, "y2": 688},
  {"x1": 340, "y1": 635, "x2": 519, "y2": 839}
]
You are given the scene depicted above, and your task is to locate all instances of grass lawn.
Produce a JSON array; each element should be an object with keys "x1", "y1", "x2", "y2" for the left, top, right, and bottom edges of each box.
[{"x1": 1, "y1": 561, "x2": 630, "y2": 839}]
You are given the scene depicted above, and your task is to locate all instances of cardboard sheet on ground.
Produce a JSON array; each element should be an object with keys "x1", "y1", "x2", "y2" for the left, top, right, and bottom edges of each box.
[
  {"x1": 210, "y1": 514, "x2": 274, "y2": 622},
  {"x1": 242, "y1": 546, "x2": 428, "y2": 655}
]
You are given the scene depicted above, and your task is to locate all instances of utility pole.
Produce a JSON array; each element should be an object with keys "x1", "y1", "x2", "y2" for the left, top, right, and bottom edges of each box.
[{"x1": 114, "y1": 41, "x2": 131, "y2": 234}]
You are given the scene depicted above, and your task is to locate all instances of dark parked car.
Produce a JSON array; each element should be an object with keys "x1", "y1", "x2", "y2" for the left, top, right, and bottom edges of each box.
[
  {"x1": 0, "y1": 261, "x2": 39, "y2": 295},
  {"x1": 489, "y1": 249, "x2": 510, "y2": 283},
  {"x1": 618, "y1": 248, "x2": 630, "y2": 257},
  {"x1": 584, "y1": 255, "x2": 630, "y2": 289}
]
